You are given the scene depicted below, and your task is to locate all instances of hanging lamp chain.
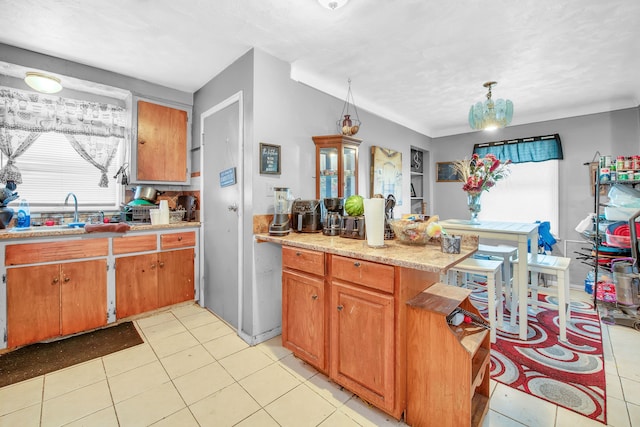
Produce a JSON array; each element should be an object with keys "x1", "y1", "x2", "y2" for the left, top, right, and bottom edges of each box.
[{"x1": 340, "y1": 78, "x2": 361, "y2": 122}]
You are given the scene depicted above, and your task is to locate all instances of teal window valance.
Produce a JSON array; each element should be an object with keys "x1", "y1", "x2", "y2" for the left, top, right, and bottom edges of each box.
[{"x1": 473, "y1": 134, "x2": 563, "y2": 164}]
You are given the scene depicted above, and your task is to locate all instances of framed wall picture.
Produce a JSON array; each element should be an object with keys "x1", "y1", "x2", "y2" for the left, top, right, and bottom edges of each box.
[
  {"x1": 436, "y1": 161, "x2": 461, "y2": 182},
  {"x1": 370, "y1": 146, "x2": 402, "y2": 205},
  {"x1": 260, "y1": 143, "x2": 281, "y2": 175}
]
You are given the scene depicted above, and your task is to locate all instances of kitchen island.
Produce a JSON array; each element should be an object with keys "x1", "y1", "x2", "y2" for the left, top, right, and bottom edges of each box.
[{"x1": 256, "y1": 232, "x2": 478, "y2": 421}]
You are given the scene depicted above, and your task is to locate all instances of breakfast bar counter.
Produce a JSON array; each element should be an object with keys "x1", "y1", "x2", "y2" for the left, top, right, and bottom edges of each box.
[{"x1": 255, "y1": 231, "x2": 478, "y2": 273}]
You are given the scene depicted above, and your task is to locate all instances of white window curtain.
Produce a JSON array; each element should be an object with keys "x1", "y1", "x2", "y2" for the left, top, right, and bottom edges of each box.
[{"x1": 0, "y1": 88, "x2": 128, "y2": 187}]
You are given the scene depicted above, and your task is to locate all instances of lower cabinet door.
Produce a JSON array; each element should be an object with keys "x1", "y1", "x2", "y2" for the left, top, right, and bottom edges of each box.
[
  {"x1": 116, "y1": 253, "x2": 159, "y2": 319},
  {"x1": 7, "y1": 264, "x2": 61, "y2": 348},
  {"x1": 282, "y1": 269, "x2": 326, "y2": 371},
  {"x1": 60, "y1": 259, "x2": 107, "y2": 336},
  {"x1": 330, "y1": 281, "x2": 395, "y2": 412},
  {"x1": 158, "y1": 248, "x2": 194, "y2": 307}
]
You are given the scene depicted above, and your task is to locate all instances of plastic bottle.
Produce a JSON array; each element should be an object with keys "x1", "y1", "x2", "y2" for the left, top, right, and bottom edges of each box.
[
  {"x1": 585, "y1": 270, "x2": 595, "y2": 295},
  {"x1": 16, "y1": 199, "x2": 30, "y2": 228}
]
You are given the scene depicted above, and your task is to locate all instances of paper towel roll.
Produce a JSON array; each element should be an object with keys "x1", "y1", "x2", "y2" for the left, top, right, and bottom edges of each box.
[
  {"x1": 159, "y1": 200, "x2": 170, "y2": 224},
  {"x1": 363, "y1": 198, "x2": 385, "y2": 247}
]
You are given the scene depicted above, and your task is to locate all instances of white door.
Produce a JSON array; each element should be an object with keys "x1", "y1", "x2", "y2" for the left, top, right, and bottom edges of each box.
[{"x1": 201, "y1": 93, "x2": 243, "y2": 329}]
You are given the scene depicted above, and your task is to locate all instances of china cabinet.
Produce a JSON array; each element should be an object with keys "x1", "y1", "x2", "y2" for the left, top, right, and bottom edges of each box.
[{"x1": 312, "y1": 135, "x2": 361, "y2": 199}]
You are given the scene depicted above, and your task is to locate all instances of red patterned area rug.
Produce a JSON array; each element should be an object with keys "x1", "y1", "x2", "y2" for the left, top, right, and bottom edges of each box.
[{"x1": 470, "y1": 291, "x2": 606, "y2": 424}]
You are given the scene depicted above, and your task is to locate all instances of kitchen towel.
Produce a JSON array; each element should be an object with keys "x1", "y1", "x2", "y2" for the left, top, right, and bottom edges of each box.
[{"x1": 363, "y1": 198, "x2": 385, "y2": 247}]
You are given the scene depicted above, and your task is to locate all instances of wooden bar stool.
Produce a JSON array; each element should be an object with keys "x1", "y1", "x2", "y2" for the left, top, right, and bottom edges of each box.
[
  {"x1": 476, "y1": 244, "x2": 518, "y2": 326},
  {"x1": 512, "y1": 253, "x2": 572, "y2": 342},
  {"x1": 447, "y1": 257, "x2": 504, "y2": 343}
]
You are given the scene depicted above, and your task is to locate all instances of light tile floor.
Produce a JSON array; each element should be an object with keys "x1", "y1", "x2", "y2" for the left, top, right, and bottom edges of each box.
[{"x1": 0, "y1": 290, "x2": 639, "y2": 427}]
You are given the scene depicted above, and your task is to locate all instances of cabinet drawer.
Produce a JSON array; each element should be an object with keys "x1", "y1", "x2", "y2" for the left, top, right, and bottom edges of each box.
[
  {"x1": 332, "y1": 255, "x2": 394, "y2": 293},
  {"x1": 6, "y1": 238, "x2": 109, "y2": 265},
  {"x1": 282, "y1": 246, "x2": 325, "y2": 276},
  {"x1": 113, "y1": 234, "x2": 157, "y2": 254},
  {"x1": 160, "y1": 231, "x2": 196, "y2": 249}
]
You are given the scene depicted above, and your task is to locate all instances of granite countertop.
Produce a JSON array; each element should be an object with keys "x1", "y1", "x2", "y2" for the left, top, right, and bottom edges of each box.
[
  {"x1": 255, "y1": 232, "x2": 478, "y2": 273},
  {"x1": 0, "y1": 221, "x2": 201, "y2": 240}
]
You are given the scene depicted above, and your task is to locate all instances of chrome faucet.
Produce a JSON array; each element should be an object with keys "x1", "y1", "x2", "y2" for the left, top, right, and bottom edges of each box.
[{"x1": 65, "y1": 192, "x2": 79, "y2": 223}]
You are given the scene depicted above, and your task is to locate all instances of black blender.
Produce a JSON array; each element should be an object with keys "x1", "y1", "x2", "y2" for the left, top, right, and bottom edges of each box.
[
  {"x1": 322, "y1": 197, "x2": 343, "y2": 236},
  {"x1": 269, "y1": 187, "x2": 292, "y2": 236}
]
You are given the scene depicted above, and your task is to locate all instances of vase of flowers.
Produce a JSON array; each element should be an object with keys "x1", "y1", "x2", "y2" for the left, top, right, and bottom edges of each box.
[{"x1": 453, "y1": 154, "x2": 511, "y2": 224}]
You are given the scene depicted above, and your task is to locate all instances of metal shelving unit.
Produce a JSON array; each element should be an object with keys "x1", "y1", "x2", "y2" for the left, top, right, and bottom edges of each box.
[{"x1": 592, "y1": 171, "x2": 640, "y2": 330}]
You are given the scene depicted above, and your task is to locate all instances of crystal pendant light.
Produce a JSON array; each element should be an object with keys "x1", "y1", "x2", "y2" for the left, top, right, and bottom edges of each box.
[
  {"x1": 468, "y1": 81, "x2": 513, "y2": 131},
  {"x1": 336, "y1": 78, "x2": 361, "y2": 136}
]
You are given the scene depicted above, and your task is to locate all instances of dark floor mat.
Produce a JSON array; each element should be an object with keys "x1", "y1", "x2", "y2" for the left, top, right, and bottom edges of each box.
[{"x1": 0, "y1": 322, "x2": 143, "y2": 388}]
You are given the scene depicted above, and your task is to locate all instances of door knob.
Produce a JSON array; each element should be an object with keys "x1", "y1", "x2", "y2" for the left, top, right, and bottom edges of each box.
[{"x1": 228, "y1": 203, "x2": 238, "y2": 212}]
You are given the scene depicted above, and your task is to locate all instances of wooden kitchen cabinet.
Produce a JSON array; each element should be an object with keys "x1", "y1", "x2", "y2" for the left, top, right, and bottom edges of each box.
[
  {"x1": 114, "y1": 231, "x2": 195, "y2": 319},
  {"x1": 279, "y1": 246, "x2": 437, "y2": 420},
  {"x1": 135, "y1": 99, "x2": 190, "y2": 184},
  {"x1": 330, "y1": 256, "x2": 396, "y2": 414},
  {"x1": 157, "y1": 249, "x2": 195, "y2": 307},
  {"x1": 406, "y1": 283, "x2": 491, "y2": 427},
  {"x1": 6, "y1": 260, "x2": 107, "y2": 348},
  {"x1": 312, "y1": 134, "x2": 361, "y2": 199},
  {"x1": 282, "y1": 246, "x2": 327, "y2": 371},
  {"x1": 115, "y1": 252, "x2": 159, "y2": 319}
]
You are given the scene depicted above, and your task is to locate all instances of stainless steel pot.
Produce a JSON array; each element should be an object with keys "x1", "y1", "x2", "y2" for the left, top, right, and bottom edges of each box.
[{"x1": 132, "y1": 186, "x2": 162, "y2": 202}]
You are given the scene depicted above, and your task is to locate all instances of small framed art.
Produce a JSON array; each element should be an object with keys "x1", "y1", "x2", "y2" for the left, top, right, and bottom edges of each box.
[{"x1": 260, "y1": 143, "x2": 281, "y2": 175}]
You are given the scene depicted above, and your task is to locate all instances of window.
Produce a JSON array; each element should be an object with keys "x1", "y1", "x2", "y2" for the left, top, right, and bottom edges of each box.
[
  {"x1": 480, "y1": 160, "x2": 559, "y2": 235},
  {"x1": 2, "y1": 132, "x2": 124, "y2": 212},
  {"x1": 0, "y1": 86, "x2": 130, "y2": 214}
]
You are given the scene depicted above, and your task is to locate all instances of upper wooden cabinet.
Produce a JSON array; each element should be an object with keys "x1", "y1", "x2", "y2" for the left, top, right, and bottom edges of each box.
[
  {"x1": 312, "y1": 135, "x2": 361, "y2": 199},
  {"x1": 134, "y1": 99, "x2": 192, "y2": 185}
]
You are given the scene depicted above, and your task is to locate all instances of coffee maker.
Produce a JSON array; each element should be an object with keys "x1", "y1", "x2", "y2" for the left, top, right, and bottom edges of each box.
[
  {"x1": 322, "y1": 198, "x2": 343, "y2": 236},
  {"x1": 269, "y1": 187, "x2": 292, "y2": 236}
]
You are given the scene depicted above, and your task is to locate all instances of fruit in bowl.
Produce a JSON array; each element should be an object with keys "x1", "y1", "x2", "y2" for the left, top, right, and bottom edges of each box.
[{"x1": 390, "y1": 216, "x2": 440, "y2": 245}]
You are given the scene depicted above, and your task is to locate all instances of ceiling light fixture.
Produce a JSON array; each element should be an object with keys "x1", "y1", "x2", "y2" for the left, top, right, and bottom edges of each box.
[
  {"x1": 468, "y1": 81, "x2": 513, "y2": 131},
  {"x1": 317, "y1": 0, "x2": 349, "y2": 10},
  {"x1": 24, "y1": 71, "x2": 63, "y2": 94}
]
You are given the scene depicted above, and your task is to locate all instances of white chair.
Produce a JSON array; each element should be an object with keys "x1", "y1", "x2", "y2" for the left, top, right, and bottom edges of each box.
[
  {"x1": 447, "y1": 257, "x2": 504, "y2": 343},
  {"x1": 512, "y1": 253, "x2": 571, "y2": 342},
  {"x1": 475, "y1": 244, "x2": 518, "y2": 326}
]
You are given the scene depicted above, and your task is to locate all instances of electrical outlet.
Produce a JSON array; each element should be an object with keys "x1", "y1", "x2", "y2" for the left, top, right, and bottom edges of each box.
[{"x1": 266, "y1": 183, "x2": 274, "y2": 196}]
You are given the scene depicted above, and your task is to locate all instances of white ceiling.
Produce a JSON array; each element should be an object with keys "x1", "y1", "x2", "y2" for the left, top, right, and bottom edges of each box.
[{"x1": 1, "y1": 0, "x2": 639, "y2": 137}]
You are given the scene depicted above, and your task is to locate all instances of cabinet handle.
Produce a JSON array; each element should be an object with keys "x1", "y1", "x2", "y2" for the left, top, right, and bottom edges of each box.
[
  {"x1": 337, "y1": 305, "x2": 343, "y2": 311},
  {"x1": 63, "y1": 276, "x2": 70, "y2": 283},
  {"x1": 151, "y1": 263, "x2": 157, "y2": 269},
  {"x1": 353, "y1": 262, "x2": 361, "y2": 267},
  {"x1": 139, "y1": 140, "x2": 145, "y2": 145},
  {"x1": 296, "y1": 251, "x2": 301, "y2": 256},
  {"x1": 311, "y1": 295, "x2": 318, "y2": 300},
  {"x1": 178, "y1": 236, "x2": 183, "y2": 241},
  {"x1": 159, "y1": 262, "x2": 165, "y2": 268},
  {"x1": 52, "y1": 277, "x2": 59, "y2": 285}
]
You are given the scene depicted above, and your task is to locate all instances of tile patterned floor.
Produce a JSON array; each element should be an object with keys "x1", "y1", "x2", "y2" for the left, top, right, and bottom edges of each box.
[{"x1": 0, "y1": 290, "x2": 639, "y2": 427}]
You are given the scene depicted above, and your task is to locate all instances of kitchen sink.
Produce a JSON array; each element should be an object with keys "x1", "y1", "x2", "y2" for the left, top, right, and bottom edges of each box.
[{"x1": 9, "y1": 224, "x2": 86, "y2": 233}]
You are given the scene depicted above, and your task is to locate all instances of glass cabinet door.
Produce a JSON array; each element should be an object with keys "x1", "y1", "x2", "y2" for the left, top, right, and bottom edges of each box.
[
  {"x1": 343, "y1": 146, "x2": 357, "y2": 199},
  {"x1": 313, "y1": 135, "x2": 361, "y2": 200},
  {"x1": 319, "y1": 147, "x2": 339, "y2": 199}
]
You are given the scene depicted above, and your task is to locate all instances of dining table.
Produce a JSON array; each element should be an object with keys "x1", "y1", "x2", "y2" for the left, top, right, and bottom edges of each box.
[{"x1": 438, "y1": 219, "x2": 540, "y2": 340}]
